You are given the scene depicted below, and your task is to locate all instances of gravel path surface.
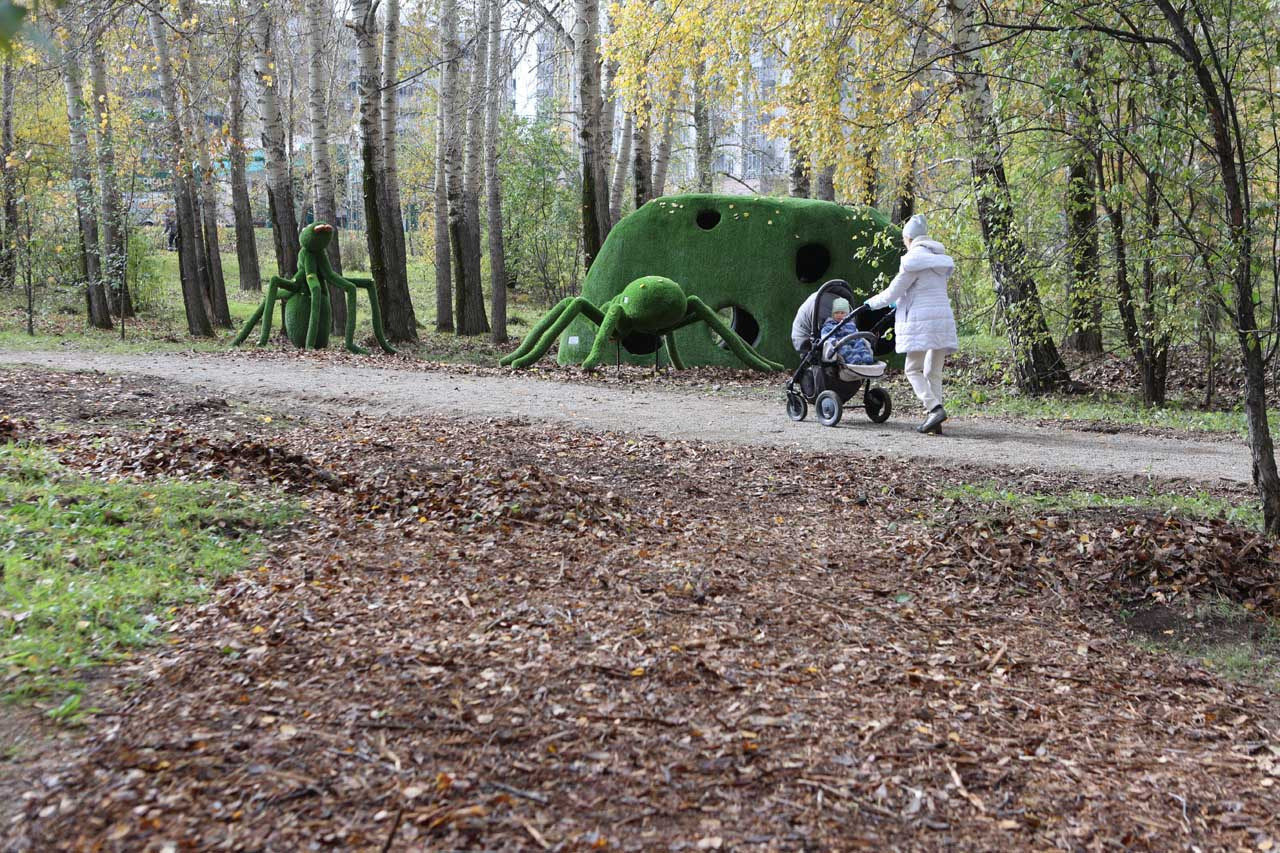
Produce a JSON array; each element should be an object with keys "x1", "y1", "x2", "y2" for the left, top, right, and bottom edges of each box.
[{"x1": 2, "y1": 349, "x2": 1251, "y2": 486}]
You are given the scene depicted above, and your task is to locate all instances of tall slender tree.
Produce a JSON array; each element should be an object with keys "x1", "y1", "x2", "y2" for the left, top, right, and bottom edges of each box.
[
  {"x1": 305, "y1": 0, "x2": 346, "y2": 332},
  {"x1": 0, "y1": 52, "x2": 17, "y2": 292},
  {"x1": 943, "y1": 0, "x2": 1070, "y2": 392},
  {"x1": 574, "y1": 0, "x2": 610, "y2": 267},
  {"x1": 377, "y1": 0, "x2": 418, "y2": 341},
  {"x1": 228, "y1": 2, "x2": 262, "y2": 293},
  {"x1": 88, "y1": 12, "x2": 132, "y2": 318},
  {"x1": 58, "y1": 9, "x2": 111, "y2": 330},
  {"x1": 485, "y1": 0, "x2": 508, "y2": 343},
  {"x1": 433, "y1": 94, "x2": 453, "y2": 331},
  {"x1": 633, "y1": 111, "x2": 652, "y2": 208},
  {"x1": 146, "y1": 6, "x2": 213, "y2": 336},
  {"x1": 252, "y1": 2, "x2": 301, "y2": 277}
]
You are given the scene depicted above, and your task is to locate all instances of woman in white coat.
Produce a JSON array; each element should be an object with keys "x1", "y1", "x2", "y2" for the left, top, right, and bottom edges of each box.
[{"x1": 863, "y1": 215, "x2": 958, "y2": 434}]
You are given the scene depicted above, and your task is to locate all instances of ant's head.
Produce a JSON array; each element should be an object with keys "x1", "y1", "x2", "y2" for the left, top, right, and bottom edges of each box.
[{"x1": 301, "y1": 222, "x2": 335, "y2": 252}]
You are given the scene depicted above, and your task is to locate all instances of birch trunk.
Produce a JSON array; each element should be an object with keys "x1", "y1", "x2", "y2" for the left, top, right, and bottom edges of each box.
[
  {"x1": 228, "y1": 5, "x2": 262, "y2": 292},
  {"x1": 633, "y1": 114, "x2": 652, "y2": 209},
  {"x1": 58, "y1": 13, "x2": 111, "y2": 330},
  {"x1": 177, "y1": 0, "x2": 229, "y2": 326},
  {"x1": 252, "y1": 4, "x2": 301, "y2": 277},
  {"x1": 457, "y1": 4, "x2": 490, "y2": 334},
  {"x1": 378, "y1": 0, "x2": 419, "y2": 340},
  {"x1": 306, "y1": 0, "x2": 346, "y2": 332},
  {"x1": 434, "y1": 94, "x2": 453, "y2": 331},
  {"x1": 651, "y1": 96, "x2": 675, "y2": 197},
  {"x1": 146, "y1": 8, "x2": 213, "y2": 336},
  {"x1": 0, "y1": 53, "x2": 16, "y2": 291},
  {"x1": 442, "y1": 0, "x2": 483, "y2": 333},
  {"x1": 574, "y1": 0, "x2": 611, "y2": 268},
  {"x1": 485, "y1": 0, "x2": 507, "y2": 343},
  {"x1": 815, "y1": 165, "x2": 835, "y2": 201},
  {"x1": 944, "y1": 0, "x2": 1069, "y2": 393},
  {"x1": 352, "y1": 0, "x2": 392, "y2": 342},
  {"x1": 609, "y1": 111, "x2": 633, "y2": 223},
  {"x1": 88, "y1": 28, "x2": 132, "y2": 317},
  {"x1": 788, "y1": 138, "x2": 809, "y2": 197},
  {"x1": 692, "y1": 59, "x2": 714, "y2": 192}
]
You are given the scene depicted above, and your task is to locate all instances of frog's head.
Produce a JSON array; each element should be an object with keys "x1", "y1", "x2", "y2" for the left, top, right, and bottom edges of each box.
[
  {"x1": 300, "y1": 222, "x2": 335, "y2": 253},
  {"x1": 560, "y1": 194, "x2": 900, "y2": 369},
  {"x1": 617, "y1": 276, "x2": 686, "y2": 331}
]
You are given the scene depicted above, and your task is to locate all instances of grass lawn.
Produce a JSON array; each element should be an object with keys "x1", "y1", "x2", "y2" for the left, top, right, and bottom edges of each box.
[{"x1": 0, "y1": 441, "x2": 297, "y2": 710}]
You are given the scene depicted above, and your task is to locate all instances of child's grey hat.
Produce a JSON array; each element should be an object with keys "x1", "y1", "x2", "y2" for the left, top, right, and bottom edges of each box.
[
  {"x1": 832, "y1": 297, "x2": 852, "y2": 315},
  {"x1": 903, "y1": 214, "x2": 928, "y2": 240}
]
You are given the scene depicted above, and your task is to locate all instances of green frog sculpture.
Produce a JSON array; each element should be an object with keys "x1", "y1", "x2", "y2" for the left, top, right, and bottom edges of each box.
[{"x1": 232, "y1": 222, "x2": 396, "y2": 354}]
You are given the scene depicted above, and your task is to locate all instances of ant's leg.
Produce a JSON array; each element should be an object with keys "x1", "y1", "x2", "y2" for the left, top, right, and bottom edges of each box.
[
  {"x1": 664, "y1": 332, "x2": 686, "y2": 370},
  {"x1": 328, "y1": 276, "x2": 367, "y2": 354},
  {"x1": 686, "y1": 296, "x2": 783, "y2": 372},
  {"x1": 231, "y1": 300, "x2": 266, "y2": 347},
  {"x1": 343, "y1": 276, "x2": 397, "y2": 354},
  {"x1": 256, "y1": 274, "x2": 301, "y2": 346},
  {"x1": 303, "y1": 271, "x2": 324, "y2": 349},
  {"x1": 509, "y1": 297, "x2": 605, "y2": 368},
  {"x1": 582, "y1": 303, "x2": 625, "y2": 371}
]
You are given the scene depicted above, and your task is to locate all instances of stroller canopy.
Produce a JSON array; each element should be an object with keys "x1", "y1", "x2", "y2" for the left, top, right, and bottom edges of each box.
[{"x1": 791, "y1": 279, "x2": 856, "y2": 350}]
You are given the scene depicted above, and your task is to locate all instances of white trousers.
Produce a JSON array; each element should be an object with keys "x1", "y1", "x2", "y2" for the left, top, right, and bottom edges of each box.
[{"x1": 904, "y1": 349, "x2": 946, "y2": 412}]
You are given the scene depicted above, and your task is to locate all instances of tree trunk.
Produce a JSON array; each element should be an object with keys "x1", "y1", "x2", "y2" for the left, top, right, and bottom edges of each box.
[
  {"x1": 229, "y1": 6, "x2": 263, "y2": 293},
  {"x1": 0, "y1": 53, "x2": 16, "y2": 292},
  {"x1": 891, "y1": 162, "x2": 914, "y2": 225},
  {"x1": 633, "y1": 114, "x2": 652, "y2": 209},
  {"x1": 788, "y1": 137, "x2": 809, "y2": 197},
  {"x1": 352, "y1": 0, "x2": 390, "y2": 338},
  {"x1": 609, "y1": 111, "x2": 633, "y2": 222},
  {"x1": 1063, "y1": 149, "x2": 1102, "y2": 353},
  {"x1": 59, "y1": 18, "x2": 111, "y2": 330},
  {"x1": 943, "y1": 0, "x2": 1069, "y2": 393},
  {"x1": 378, "y1": 0, "x2": 419, "y2": 341},
  {"x1": 1153, "y1": 0, "x2": 1280, "y2": 533},
  {"x1": 306, "y1": 0, "x2": 346, "y2": 333},
  {"x1": 146, "y1": 7, "x2": 213, "y2": 337},
  {"x1": 485, "y1": 0, "x2": 507, "y2": 344},
  {"x1": 88, "y1": 28, "x2": 132, "y2": 318},
  {"x1": 692, "y1": 59, "x2": 714, "y2": 192},
  {"x1": 458, "y1": 4, "x2": 490, "y2": 335},
  {"x1": 815, "y1": 165, "x2": 835, "y2": 201},
  {"x1": 434, "y1": 94, "x2": 453, "y2": 331},
  {"x1": 441, "y1": 0, "x2": 482, "y2": 334},
  {"x1": 651, "y1": 96, "x2": 676, "y2": 197},
  {"x1": 252, "y1": 4, "x2": 301, "y2": 277},
  {"x1": 574, "y1": 0, "x2": 611, "y2": 268}
]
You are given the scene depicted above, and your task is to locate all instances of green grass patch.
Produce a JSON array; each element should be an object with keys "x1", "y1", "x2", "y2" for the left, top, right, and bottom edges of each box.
[
  {"x1": 1128, "y1": 598, "x2": 1280, "y2": 690},
  {"x1": 0, "y1": 442, "x2": 298, "y2": 705},
  {"x1": 944, "y1": 479, "x2": 1262, "y2": 530}
]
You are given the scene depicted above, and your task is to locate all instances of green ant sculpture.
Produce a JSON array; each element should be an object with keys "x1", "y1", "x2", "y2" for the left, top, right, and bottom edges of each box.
[
  {"x1": 501, "y1": 275, "x2": 782, "y2": 372},
  {"x1": 231, "y1": 222, "x2": 396, "y2": 354}
]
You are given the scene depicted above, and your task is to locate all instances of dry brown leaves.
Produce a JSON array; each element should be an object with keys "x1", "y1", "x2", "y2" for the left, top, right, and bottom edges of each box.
[{"x1": 2, "y1": 369, "x2": 1279, "y2": 851}]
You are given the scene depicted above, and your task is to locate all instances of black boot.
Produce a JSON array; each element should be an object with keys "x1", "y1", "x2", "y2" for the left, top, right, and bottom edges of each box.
[{"x1": 917, "y1": 405, "x2": 947, "y2": 434}]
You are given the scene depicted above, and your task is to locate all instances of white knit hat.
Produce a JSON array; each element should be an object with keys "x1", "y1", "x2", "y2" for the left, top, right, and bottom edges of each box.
[{"x1": 902, "y1": 214, "x2": 928, "y2": 240}]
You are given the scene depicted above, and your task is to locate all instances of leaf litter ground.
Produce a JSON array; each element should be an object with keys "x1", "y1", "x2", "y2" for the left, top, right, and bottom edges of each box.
[{"x1": 2, "y1": 368, "x2": 1279, "y2": 851}]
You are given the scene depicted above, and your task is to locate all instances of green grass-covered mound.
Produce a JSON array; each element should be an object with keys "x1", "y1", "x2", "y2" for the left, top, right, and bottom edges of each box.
[{"x1": 558, "y1": 194, "x2": 901, "y2": 369}]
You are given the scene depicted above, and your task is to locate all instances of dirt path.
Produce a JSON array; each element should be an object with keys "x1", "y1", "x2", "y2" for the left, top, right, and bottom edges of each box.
[{"x1": 2, "y1": 349, "x2": 1251, "y2": 486}]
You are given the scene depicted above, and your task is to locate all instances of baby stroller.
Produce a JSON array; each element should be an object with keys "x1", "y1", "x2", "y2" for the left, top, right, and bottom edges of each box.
[{"x1": 785, "y1": 279, "x2": 896, "y2": 427}]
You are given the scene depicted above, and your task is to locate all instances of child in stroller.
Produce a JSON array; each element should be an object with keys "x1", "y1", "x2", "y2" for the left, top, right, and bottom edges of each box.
[{"x1": 786, "y1": 280, "x2": 895, "y2": 427}]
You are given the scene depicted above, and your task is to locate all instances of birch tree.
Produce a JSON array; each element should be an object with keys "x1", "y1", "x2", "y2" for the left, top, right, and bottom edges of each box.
[
  {"x1": 485, "y1": 0, "x2": 508, "y2": 342},
  {"x1": 146, "y1": 6, "x2": 214, "y2": 336},
  {"x1": 252, "y1": 2, "x2": 301, "y2": 277},
  {"x1": 608, "y1": 111, "x2": 632, "y2": 222},
  {"x1": 378, "y1": 0, "x2": 418, "y2": 341},
  {"x1": 228, "y1": 1, "x2": 262, "y2": 293},
  {"x1": 434, "y1": 94, "x2": 453, "y2": 331},
  {"x1": 0, "y1": 53, "x2": 17, "y2": 291},
  {"x1": 306, "y1": 0, "x2": 346, "y2": 332},
  {"x1": 58, "y1": 10, "x2": 111, "y2": 330},
  {"x1": 88, "y1": 13, "x2": 132, "y2": 318},
  {"x1": 574, "y1": 0, "x2": 610, "y2": 267}
]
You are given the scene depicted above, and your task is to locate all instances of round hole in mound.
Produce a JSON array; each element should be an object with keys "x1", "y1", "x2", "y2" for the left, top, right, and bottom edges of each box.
[
  {"x1": 696, "y1": 209, "x2": 722, "y2": 230},
  {"x1": 711, "y1": 305, "x2": 761, "y2": 348},
  {"x1": 795, "y1": 242, "x2": 832, "y2": 283}
]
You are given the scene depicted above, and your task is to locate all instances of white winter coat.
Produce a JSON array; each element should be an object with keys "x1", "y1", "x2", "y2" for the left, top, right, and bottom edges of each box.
[{"x1": 865, "y1": 239, "x2": 958, "y2": 354}]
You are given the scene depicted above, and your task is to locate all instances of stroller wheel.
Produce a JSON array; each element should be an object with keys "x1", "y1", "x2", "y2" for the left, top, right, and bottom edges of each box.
[
  {"x1": 865, "y1": 387, "x2": 892, "y2": 423},
  {"x1": 786, "y1": 392, "x2": 808, "y2": 422},
  {"x1": 816, "y1": 390, "x2": 843, "y2": 427}
]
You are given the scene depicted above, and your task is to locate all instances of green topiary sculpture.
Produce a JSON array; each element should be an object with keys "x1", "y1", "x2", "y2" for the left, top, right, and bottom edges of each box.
[
  {"x1": 549, "y1": 194, "x2": 900, "y2": 369},
  {"x1": 231, "y1": 222, "x2": 396, "y2": 355},
  {"x1": 501, "y1": 275, "x2": 783, "y2": 372}
]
